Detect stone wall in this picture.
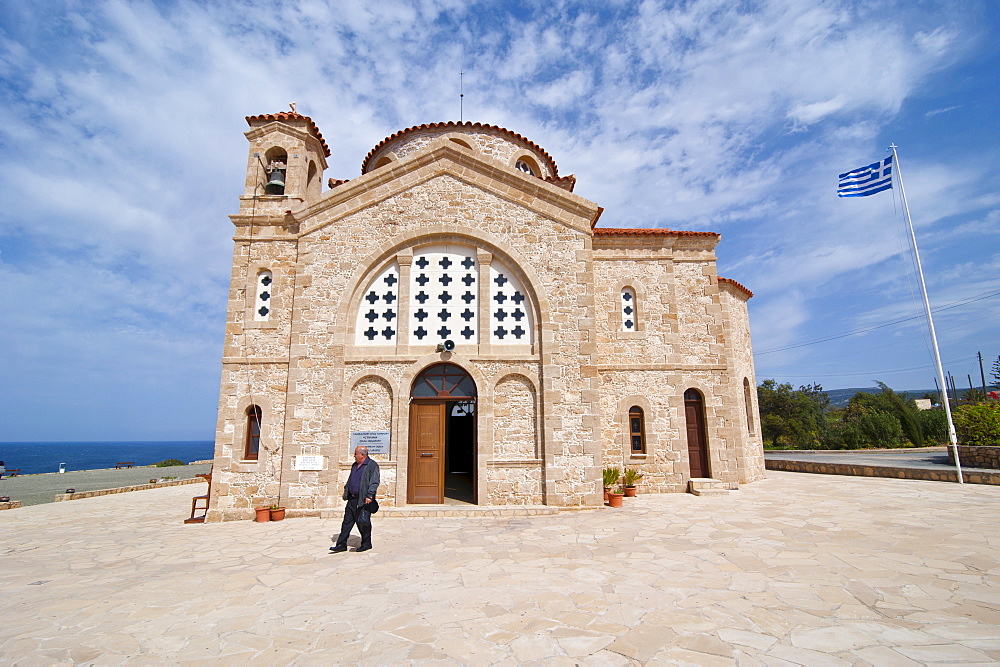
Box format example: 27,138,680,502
766,458,1000,485
949,445,1000,470
590,235,765,491
719,283,766,484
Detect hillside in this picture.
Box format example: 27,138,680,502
824,387,938,409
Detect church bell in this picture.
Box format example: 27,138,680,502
265,165,286,194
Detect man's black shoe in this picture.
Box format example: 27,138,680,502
356,545,372,552
329,545,348,553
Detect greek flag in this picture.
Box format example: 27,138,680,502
838,155,893,197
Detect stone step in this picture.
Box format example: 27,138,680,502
689,487,730,497
687,478,737,496
320,505,560,519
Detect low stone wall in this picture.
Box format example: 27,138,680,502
54,476,206,502
0,500,22,511
948,445,1000,470
765,459,1000,485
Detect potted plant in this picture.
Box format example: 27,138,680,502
602,467,620,501
269,504,286,521
254,506,271,522
607,486,625,508
622,468,643,497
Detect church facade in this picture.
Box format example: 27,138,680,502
205,112,764,521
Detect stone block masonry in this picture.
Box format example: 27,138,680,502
207,116,765,519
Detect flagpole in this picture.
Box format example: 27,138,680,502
890,144,964,484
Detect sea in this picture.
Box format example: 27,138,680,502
0,441,215,475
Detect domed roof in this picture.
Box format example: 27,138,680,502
361,121,559,177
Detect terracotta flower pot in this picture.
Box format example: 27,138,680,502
603,487,610,501
607,493,624,508
254,507,271,522
270,508,286,521
623,486,637,497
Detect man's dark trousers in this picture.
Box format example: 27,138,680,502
335,496,372,550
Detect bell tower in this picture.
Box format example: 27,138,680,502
240,107,330,215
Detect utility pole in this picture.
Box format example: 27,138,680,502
979,351,987,395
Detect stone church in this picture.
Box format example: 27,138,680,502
206,111,764,521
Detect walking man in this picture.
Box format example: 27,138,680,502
330,446,380,553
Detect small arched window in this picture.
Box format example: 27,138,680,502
514,154,540,177
254,270,273,321
628,406,646,453
621,287,637,331
743,378,755,434
307,160,317,188
244,405,262,460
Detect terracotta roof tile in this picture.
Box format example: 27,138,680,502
544,174,576,192
719,277,754,298
246,112,330,157
362,121,559,177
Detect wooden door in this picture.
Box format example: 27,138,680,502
408,402,445,503
684,393,709,478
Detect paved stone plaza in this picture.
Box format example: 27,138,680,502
1,471,998,664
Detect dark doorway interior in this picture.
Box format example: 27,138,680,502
444,400,476,504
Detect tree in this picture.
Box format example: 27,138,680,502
875,381,924,447
843,382,923,447
961,387,986,404
991,355,1000,388
917,408,949,444
757,380,828,449
843,411,903,449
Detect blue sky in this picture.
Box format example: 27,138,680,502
2,0,998,441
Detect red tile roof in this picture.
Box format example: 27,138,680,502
246,112,330,157
361,121,560,177
593,228,719,238
544,174,576,192
719,277,754,298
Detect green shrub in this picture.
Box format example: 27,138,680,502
952,402,1000,446
917,408,949,444
154,459,186,467
843,411,903,449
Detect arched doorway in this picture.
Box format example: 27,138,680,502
684,389,710,478
408,363,477,504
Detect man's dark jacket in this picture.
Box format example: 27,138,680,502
343,458,380,508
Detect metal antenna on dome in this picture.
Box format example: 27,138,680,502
460,71,464,122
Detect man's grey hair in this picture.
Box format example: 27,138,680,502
355,446,369,456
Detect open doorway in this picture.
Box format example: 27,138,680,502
444,400,476,503
408,364,477,504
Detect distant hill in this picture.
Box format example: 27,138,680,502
824,387,938,409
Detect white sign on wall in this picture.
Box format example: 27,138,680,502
293,455,324,471
350,431,391,455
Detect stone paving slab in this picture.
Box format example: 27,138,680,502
1,471,998,664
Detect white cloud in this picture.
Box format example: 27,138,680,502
1,0,996,437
